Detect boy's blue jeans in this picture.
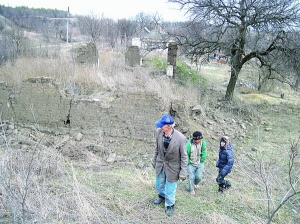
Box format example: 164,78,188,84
186,163,205,191
155,168,177,207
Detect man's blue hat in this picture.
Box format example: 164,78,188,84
155,114,174,128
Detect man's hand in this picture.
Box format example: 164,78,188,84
179,174,186,181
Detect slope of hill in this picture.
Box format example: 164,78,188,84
0,13,299,224
1,55,299,223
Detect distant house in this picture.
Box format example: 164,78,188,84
132,27,150,48
132,25,170,56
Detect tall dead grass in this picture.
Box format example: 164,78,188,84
0,51,201,107
0,120,126,223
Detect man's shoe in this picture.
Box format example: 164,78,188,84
153,197,164,205
165,205,174,216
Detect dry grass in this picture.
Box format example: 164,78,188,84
200,63,231,90
0,54,197,108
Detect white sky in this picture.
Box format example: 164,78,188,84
1,0,188,22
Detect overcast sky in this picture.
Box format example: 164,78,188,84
1,0,188,22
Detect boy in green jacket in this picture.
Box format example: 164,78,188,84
186,131,207,195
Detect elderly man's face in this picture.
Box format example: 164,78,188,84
161,124,172,133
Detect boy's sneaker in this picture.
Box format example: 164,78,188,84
165,205,174,216
218,187,224,194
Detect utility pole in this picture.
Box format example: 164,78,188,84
67,7,69,44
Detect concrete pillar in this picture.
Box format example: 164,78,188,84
167,42,178,78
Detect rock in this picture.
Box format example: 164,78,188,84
86,144,102,153
75,133,83,141
6,129,12,135
54,135,70,149
7,124,14,130
239,133,246,138
207,119,215,125
106,153,116,163
181,127,189,133
192,105,202,112
240,123,246,130
137,161,144,168
21,144,29,150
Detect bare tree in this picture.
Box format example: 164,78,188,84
277,33,300,91
169,0,300,100
255,32,300,92
134,12,162,31
77,13,105,44
237,137,300,223
104,18,118,48
117,19,137,46
266,139,300,223
1,24,29,62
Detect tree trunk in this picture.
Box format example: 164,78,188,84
225,70,239,100
225,58,242,100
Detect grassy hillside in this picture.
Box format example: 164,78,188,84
0,35,299,223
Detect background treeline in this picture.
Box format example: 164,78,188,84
0,5,68,31
0,4,181,64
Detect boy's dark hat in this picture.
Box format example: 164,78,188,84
193,131,203,140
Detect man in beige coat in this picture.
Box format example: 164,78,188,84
152,114,187,216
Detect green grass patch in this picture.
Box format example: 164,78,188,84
147,56,206,86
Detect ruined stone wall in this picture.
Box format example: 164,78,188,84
71,92,163,140
0,78,165,141
75,42,98,64
0,82,14,120
10,78,70,128
125,46,141,67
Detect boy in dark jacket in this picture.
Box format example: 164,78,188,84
216,136,234,193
